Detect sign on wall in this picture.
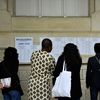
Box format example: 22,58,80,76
40,37,100,62
15,37,33,64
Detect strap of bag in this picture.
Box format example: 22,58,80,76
95,56,100,64
62,60,67,72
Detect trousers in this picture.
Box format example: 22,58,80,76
3,90,21,100
90,87,100,100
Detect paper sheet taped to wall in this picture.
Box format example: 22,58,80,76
40,37,100,62
15,37,33,64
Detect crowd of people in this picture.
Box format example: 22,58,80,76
0,38,100,100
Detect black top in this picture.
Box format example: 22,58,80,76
86,54,100,89
0,59,23,95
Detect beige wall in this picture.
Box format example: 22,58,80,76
0,0,100,100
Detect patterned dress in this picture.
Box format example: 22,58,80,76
28,50,55,100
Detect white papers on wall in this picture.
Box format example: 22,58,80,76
33,45,40,52
15,37,33,64
40,37,65,62
40,37,100,62
76,37,92,55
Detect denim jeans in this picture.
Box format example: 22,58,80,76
90,87,99,100
3,90,21,100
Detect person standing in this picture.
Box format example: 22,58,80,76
28,38,55,100
86,43,100,100
0,47,23,100
53,43,82,100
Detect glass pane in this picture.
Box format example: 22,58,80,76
64,0,88,16
16,0,39,16
41,0,62,16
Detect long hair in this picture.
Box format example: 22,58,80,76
63,43,82,67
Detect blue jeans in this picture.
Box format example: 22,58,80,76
3,90,21,100
90,87,99,100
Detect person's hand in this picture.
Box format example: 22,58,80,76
0,83,3,89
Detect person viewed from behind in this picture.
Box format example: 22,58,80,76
28,38,55,100
86,43,100,100
0,47,23,100
53,43,82,100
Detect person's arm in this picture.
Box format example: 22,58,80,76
0,83,3,89
86,58,92,88
49,57,55,75
11,60,19,75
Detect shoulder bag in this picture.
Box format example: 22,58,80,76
52,61,71,98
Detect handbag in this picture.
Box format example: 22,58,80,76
52,61,71,98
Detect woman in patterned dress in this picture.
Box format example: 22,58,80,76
28,38,55,100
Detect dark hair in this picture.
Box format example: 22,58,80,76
63,43,82,66
94,43,100,54
4,47,18,60
42,38,52,50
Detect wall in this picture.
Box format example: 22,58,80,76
0,0,100,100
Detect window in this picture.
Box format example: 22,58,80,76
15,0,89,17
